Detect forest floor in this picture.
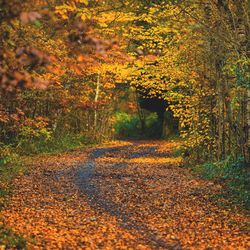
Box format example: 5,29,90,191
0,140,249,249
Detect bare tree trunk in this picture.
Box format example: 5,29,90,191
135,91,145,133
94,73,100,129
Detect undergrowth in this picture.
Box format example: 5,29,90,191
16,133,97,155
194,156,250,209
114,112,162,139
171,145,250,209
0,225,26,250
0,144,27,249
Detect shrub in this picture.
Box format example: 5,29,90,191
0,143,17,166
114,112,141,139
114,112,161,139
17,117,52,154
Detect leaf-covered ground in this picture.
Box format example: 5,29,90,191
1,141,249,249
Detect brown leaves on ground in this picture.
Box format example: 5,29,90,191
1,141,249,249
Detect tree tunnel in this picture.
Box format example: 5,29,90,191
137,93,179,138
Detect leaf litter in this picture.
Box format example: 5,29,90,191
1,141,249,249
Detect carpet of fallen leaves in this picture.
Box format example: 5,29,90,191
1,140,249,249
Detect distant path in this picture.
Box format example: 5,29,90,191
1,141,249,249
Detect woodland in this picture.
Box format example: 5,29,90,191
0,0,249,249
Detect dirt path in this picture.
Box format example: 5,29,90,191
1,141,249,249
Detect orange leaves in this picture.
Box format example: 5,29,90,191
77,54,86,62
55,0,89,20
1,141,250,249
0,69,49,92
77,0,89,5
69,64,83,75
47,65,65,76
22,116,49,129
0,110,9,123
55,4,78,20
98,156,183,166
0,107,25,127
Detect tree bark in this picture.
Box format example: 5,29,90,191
94,73,100,129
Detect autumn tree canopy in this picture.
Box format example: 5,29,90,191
0,0,249,163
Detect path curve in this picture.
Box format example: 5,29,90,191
1,141,249,249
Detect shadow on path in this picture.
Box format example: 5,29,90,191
75,145,182,249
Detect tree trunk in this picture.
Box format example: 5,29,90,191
94,73,100,129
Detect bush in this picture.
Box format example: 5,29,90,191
0,143,17,166
13,115,97,154
114,112,141,139
17,117,52,154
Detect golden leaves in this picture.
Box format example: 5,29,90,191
77,0,89,5
99,156,183,165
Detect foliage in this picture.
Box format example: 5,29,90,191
1,0,249,162
16,117,52,154
114,112,141,139
0,0,249,245
114,112,161,139
125,0,249,162
0,143,17,166
27,133,95,155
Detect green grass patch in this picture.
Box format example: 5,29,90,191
193,156,250,209
0,163,25,186
0,145,27,249
171,146,185,158
0,144,22,207
16,133,97,155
